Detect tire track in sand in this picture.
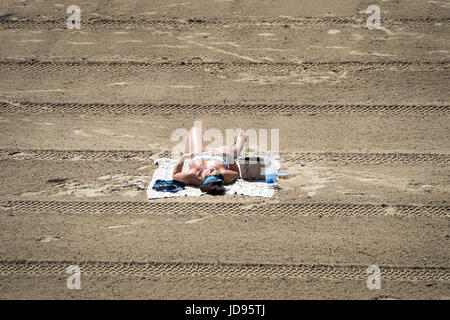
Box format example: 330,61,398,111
0,260,448,281
0,149,448,164
1,101,449,116
1,200,448,218
1,16,449,30
1,60,448,72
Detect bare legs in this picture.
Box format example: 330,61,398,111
213,131,246,161
184,127,204,156
233,131,246,158
183,128,246,161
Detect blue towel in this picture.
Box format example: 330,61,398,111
152,179,186,193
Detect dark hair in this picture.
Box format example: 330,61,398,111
200,174,226,195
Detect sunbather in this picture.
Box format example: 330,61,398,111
172,127,246,195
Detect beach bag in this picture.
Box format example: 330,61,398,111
237,157,265,181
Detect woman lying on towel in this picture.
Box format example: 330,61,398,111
172,127,246,195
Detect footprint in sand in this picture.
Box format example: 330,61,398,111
106,219,146,230
168,2,191,7
66,42,96,45
327,29,341,34
350,50,395,57
106,82,134,86
34,122,55,126
378,27,396,36
106,225,130,230
325,46,349,50
195,32,211,37
261,57,275,62
93,128,134,138
427,50,450,54
73,129,90,137
185,217,209,224
20,190,46,197
137,165,152,171
151,44,190,49
421,185,433,192
352,33,364,41
15,39,44,43
210,41,240,48
118,40,144,43
37,236,60,243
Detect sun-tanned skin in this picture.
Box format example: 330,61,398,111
172,127,246,186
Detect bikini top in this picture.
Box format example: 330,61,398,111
190,151,230,168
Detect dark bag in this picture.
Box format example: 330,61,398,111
237,157,265,181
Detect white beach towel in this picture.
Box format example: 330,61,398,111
147,158,274,199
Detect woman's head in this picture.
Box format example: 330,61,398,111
200,166,221,179
200,174,226,195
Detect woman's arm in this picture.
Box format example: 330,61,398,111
172,153,192,175
173,171,194,184
221,169,240,184
172,153,202,185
